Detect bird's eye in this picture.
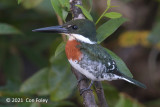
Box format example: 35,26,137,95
72,25,78,30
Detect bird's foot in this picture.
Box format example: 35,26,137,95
79,80,94,95
80,88,93,95
77,78,88,87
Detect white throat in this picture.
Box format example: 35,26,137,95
66,33,97,44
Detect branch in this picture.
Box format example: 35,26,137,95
56,15,67,42
70,0,108,107
94,82,109,107
71,67,97,107
70,0,85,19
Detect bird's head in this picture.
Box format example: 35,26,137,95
32,19,97,44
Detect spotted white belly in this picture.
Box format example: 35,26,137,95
69,59,98,80
68,59,122,81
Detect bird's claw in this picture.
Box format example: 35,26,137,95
80,88,93,95
77,78,88,86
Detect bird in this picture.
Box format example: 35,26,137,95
32,19,146,93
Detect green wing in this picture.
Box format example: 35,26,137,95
78,42,146,88
78,42,133,78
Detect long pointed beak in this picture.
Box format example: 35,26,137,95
32,25,68,33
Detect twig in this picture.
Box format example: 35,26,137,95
71,67,97,107
56,15,67,42
95,6,110,25
94,82,108,107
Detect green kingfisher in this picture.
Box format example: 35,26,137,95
32,19,146,91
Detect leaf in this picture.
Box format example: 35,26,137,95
58,0,70,10
103,83,119,107
54,42,66,57
97,18,127,43
115,93,144,107
22,0,43,9
20,68,49,95
0,23,21,35
51,0,63,18
103,83,144,107
18,0,21,4
49,51,76,101
105,12,122,19
76,5,93,21
62,9,68,22
51,0,69,21
105,48,133,78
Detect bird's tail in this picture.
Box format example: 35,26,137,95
121,75,146,89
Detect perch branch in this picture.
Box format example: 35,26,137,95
94,82,108,107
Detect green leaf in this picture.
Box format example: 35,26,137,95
49,51,76,101
62,9,68,22
115,93,144,107
18,0,21,4
54,42,66,57
76,5,93,21
105,12,122,19
148,22,160,44
51,0,63,18
103,83,119,107
0,23,21,35
97,18,127,43
51,0,69,21
22,0,43,9
105,48,133,78
20,68,49,95
58,0,70,10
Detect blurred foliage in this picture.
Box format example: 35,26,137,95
115,93,144,107
104,12,122,19
0,0,160,107
119,31,151,48
21,0,43,9
118,29,160,50
0,23,21,35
